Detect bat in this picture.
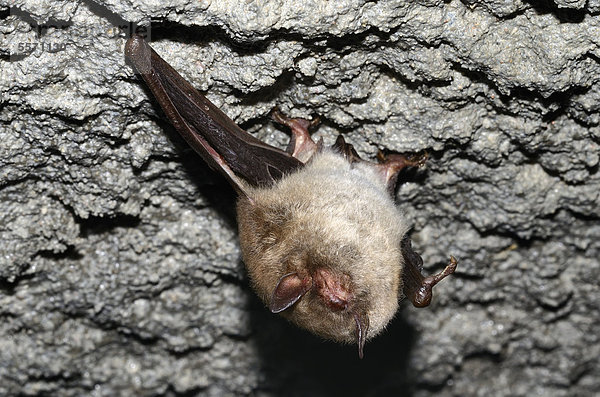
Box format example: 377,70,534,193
124,35,457,358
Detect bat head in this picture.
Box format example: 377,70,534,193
237,151,410,357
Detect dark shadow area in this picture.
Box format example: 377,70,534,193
81,0,131,35
523,0,586,22
149,22,268,54
396,161,429,188
37,244,83,261
0,272,37,295
237,71,296,107
78,213,141,236
148,17,399,55
250,292,417,397
164,384,208,397
449,61,592,124
461,0,588,22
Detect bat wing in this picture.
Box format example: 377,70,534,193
124,35,303,196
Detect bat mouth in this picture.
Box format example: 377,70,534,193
313,268,353,312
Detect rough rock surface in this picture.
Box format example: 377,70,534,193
1,0,599,396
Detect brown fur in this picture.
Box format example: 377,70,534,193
238,150,409,343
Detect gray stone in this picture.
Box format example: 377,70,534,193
1,0,599,396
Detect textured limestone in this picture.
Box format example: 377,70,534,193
1,0,599,396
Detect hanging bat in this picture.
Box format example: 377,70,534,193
124,35,457,358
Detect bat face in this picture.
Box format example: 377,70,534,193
124,35,457,358
238,151,409,350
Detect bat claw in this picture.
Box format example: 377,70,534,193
376,151,428,194
332,135,363,164
411,256,457,308
353,311,369,359
400,237,458,308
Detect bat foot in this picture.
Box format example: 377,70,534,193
331,135,364,164
376,151,429,193
401,237,457,308
271,108,320,163
410,256,457,308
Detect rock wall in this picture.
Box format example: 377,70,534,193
1,1,599,396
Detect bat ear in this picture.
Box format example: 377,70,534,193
269,272,313,313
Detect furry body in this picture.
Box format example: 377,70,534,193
238,150,409,343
